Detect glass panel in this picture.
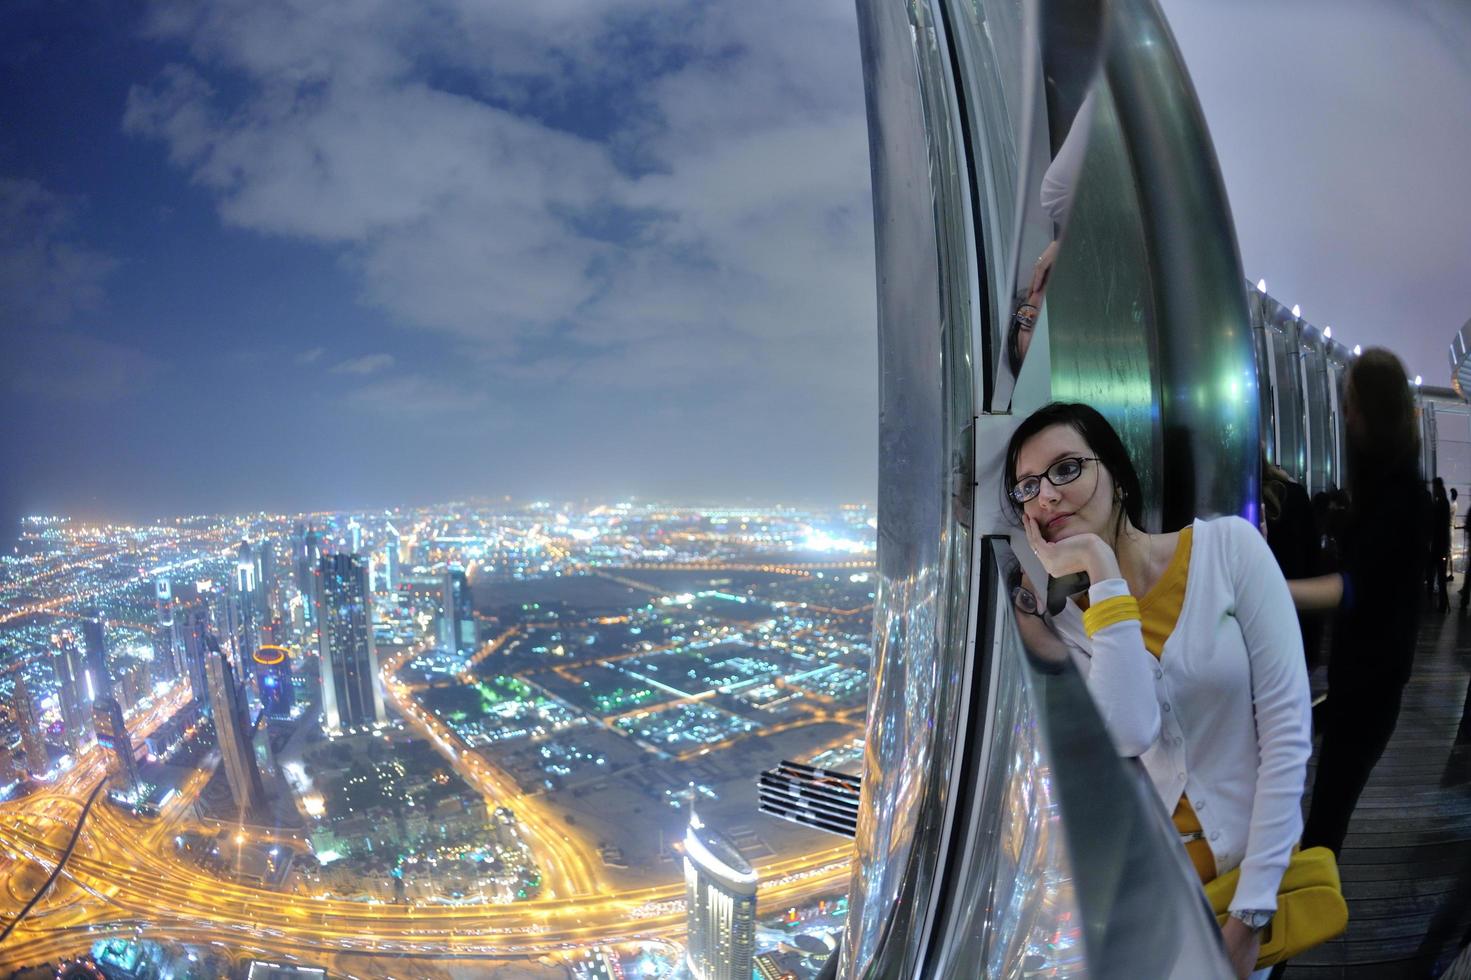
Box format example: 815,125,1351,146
1249,290,1278,466
1300,328,1332,496
1266,304,1308,485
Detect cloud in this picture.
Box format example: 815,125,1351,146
295,346,325,364
331,353,395,375
0,177,155,405
339,372,491,418
121,0,876,404
0,177,118,333
4,329,166,403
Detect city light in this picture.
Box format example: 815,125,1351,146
0,500,870,972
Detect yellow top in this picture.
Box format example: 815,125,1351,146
1137,526,1216,883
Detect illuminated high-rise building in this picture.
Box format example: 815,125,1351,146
156,579,175,629
683,814,758,980
10,673,49,774
301,528,323,624
316,554,386,732
178,596,211,705
213,582,259,686
255,538,277,616
81,611,114,701
291,523,311,595
440,567,475,656
239,539,273,622
348,519,363,555
383,523,401,593
92,696,139,792
153,579,183,683
252,646,294,719
50,632,90,751
205,643,266,817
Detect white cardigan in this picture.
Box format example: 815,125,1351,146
1053,516,1312,912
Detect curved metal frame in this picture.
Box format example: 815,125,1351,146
843,1,977,975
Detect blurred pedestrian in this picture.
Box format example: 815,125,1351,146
1288,348,1429,855
1432,478,1451,612
1263,455,1326,669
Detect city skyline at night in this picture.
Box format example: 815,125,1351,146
0,498,868,976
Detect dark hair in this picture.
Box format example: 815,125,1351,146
1345,347,1419,495
1003,402,1144,537
1433,477,1447,503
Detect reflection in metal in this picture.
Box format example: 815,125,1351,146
758,761,860,839
945,0,1031,412
1092,0,1258,529
1045,79,1164,529
921,541,1084,978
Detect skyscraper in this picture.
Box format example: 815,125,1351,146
153,579,183,684
178,594,211,705
50,632,90,751
440,567,475,656
301,528,323,624
383,523,401,593
291,523,311,595
256,538,277,617
252,646,294,719
81,611,114,701
316,554,386,732
239,538,273,622
92,696,139,792
347,519,363,555
228,555,261,666
684,814,758,980
11,673,49,774
205,644,266,817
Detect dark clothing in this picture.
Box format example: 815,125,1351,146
1302,692,1402,856
1433,495,1452,611
1302,461,1428,855
1266,476,1326,667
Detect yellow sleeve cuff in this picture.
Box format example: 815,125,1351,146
1082,594,1141,637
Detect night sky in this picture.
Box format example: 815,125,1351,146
1,0,1468,534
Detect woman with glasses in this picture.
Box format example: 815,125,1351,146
1004,402,1311,980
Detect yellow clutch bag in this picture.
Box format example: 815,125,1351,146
1203,846,1349,968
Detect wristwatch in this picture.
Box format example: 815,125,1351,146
1230,908,1274,932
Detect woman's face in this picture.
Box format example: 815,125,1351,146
1013,423,1118,542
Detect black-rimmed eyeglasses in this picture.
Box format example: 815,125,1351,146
1011,585,1045,618
1009,456,1100,504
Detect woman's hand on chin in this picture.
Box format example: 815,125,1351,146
1023,514,1120,583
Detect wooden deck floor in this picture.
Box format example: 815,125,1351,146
1284,598,1471,979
